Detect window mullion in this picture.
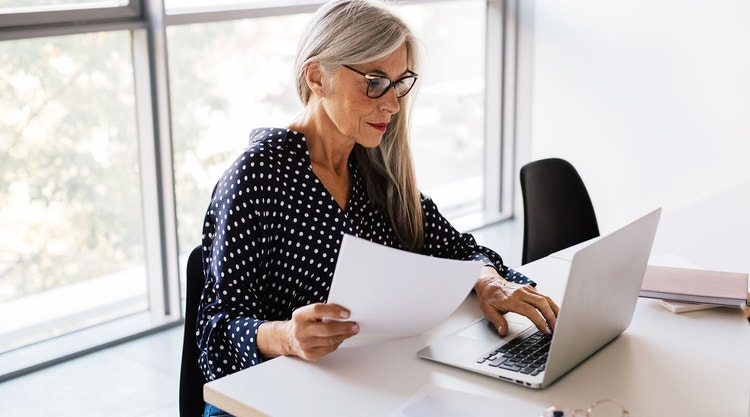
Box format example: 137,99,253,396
483,0,504,222
136,0,182,318
500,0,518,217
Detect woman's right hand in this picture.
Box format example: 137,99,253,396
258,303,359,361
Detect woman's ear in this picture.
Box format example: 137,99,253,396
305,62,325,97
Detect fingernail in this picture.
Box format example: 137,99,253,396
497,324,504,334
352,324,359,333
544,325,552,335
340,310,350,319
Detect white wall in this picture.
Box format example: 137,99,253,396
515,0,750,232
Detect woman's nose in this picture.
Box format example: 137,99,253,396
379,88,400,114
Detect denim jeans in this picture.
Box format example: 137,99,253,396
203,403,233,417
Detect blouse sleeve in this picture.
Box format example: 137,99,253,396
196,164,268,381
419,194,535,286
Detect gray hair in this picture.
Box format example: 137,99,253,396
294,0,420,104
294,0,425,251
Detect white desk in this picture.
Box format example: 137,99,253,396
204,185,750,417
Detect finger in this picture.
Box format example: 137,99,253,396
541,296,560,331
295,330,344,354
485,309,510,337
550,297,561,315
518,303,553,335
305,325,358,354
311,302,352,321
298,343,338,362
303,320,359,345
323,320,360,338
526,293,559,332
324,328,359,346
293,303,352,323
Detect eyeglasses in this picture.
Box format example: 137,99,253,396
541,399,630,417
341,65,418,99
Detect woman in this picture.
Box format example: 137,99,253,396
198,1,558,414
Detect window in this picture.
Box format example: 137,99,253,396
404,2,487,218
0,29,153,356
167,14,308,255
0,0,514,380
0,1,172,380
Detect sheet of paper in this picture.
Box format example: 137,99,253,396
391,385,514,417
327,234,483,342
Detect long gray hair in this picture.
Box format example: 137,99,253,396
294,0,425,252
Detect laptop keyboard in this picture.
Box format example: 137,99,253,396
475,330,551,376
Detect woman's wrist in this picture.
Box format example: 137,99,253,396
477,266,502,281
475,266,502,293
257,320,292,359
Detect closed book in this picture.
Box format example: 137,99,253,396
639,265,748,307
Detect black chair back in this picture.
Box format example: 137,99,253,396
179,245,207,417
520,158,600,264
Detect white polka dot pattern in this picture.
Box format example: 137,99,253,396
196,127,515,381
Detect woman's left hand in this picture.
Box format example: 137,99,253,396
474,267,559,337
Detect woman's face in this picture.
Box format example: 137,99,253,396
321,43,409,148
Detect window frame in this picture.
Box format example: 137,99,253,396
0,1,141,31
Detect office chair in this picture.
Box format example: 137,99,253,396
519,158,600,265
180,245,207,417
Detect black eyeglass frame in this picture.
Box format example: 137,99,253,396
341,64,418,99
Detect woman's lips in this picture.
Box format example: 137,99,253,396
367,122,388,132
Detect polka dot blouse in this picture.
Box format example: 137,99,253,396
197,127,530,381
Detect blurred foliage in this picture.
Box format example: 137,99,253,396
167,16,306,256
0,32,142,301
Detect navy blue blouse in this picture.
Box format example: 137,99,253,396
197,127,529,381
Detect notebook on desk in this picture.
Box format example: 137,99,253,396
418,208,662,389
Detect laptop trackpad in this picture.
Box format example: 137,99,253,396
456,318,529,342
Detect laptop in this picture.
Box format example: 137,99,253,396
417,208,662,389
